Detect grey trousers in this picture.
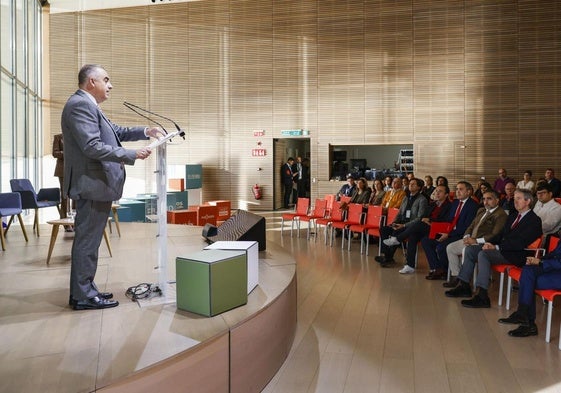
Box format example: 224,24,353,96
458,244,508,289
70,199,112,300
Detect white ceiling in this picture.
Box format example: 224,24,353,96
47,0,202,14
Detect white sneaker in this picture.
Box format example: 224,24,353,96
399,265,415,274
383,236,400,246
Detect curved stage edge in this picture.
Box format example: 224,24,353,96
98,229,297,393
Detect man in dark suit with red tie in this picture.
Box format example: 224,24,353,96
421,181,479,280
445,188,542,308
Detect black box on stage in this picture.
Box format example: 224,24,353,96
206,209,266,251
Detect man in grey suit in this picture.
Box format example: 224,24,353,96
375,178,429,269
61,64,163,310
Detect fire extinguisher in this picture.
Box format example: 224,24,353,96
252,184,262,200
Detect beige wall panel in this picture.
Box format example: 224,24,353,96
49,0,561,209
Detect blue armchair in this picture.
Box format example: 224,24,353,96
0,192,29,251
10,179,60,237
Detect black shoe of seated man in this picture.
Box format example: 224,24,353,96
381,259,396,268
508,323,538,337
442,277,459,288
72,296,119,310
461,294,491,308
69,292,113,306
426,268,447,280
444,283,472,298
374,255,385,263
498,311,527,325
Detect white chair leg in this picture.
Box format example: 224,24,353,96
366,234,370,256
546,300,553,343
341,228,346,250
348,230,352,251
506,276,513,310
498,272,505,307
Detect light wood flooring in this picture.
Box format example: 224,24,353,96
2,208,561,393
262,211,561,393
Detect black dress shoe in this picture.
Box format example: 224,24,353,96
426,269,447,280
381,259,396,268
498,312,527,325
374,255,385,263
443,277,459,288
508,323,538,337
73,296,119,310
445,284,472,298
69,292,113,306
461,294,491,308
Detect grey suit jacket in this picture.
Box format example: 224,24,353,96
61,89,148,201
464,206,508,244
396,193,429,227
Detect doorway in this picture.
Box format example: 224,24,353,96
273,138,311,210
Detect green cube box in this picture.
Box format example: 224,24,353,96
176,250,248,317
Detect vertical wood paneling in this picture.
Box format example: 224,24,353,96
49,1,561,209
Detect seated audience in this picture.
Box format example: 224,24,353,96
533,183,561,241
444,190,508,287
422,175,435,200
369,179,386,206
494,168,516,195
337,175,356,201
381,184,452,274
517,170,535,193
380,177,406,210
545,168,561,198
474,181,492,204
375,178,429,268
445,188,542,308
499,182,516,214
421,181,479,280
345,177,371,207
383,176,393,191
498,238,561,337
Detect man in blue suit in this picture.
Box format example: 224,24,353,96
498,237,561,337
421,181,479,280
62,64,163,310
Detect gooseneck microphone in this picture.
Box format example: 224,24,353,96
123,101,186,140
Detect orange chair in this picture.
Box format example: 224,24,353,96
299,199,328,240
534,289,561,344
506,236,559,310
281,197,310,237
316,201,345,245
348,205,383,254
366,207,399,256
494,236,543,307
324,194,336,216
331,203,363,250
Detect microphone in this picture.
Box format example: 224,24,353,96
123,101,186,140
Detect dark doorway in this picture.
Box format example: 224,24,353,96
273,138,311,210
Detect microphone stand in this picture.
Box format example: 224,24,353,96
124,102,186,300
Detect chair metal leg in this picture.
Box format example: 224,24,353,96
546,300,553,343
506,276,513,310
497,272,505,307
281,218,285,236
366,234,369,256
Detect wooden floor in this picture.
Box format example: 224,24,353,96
2,209,561,393
262,211,561,393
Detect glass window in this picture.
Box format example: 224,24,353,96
0,0,14,72
1,73,14,190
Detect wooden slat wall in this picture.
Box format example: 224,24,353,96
49,1,561,210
